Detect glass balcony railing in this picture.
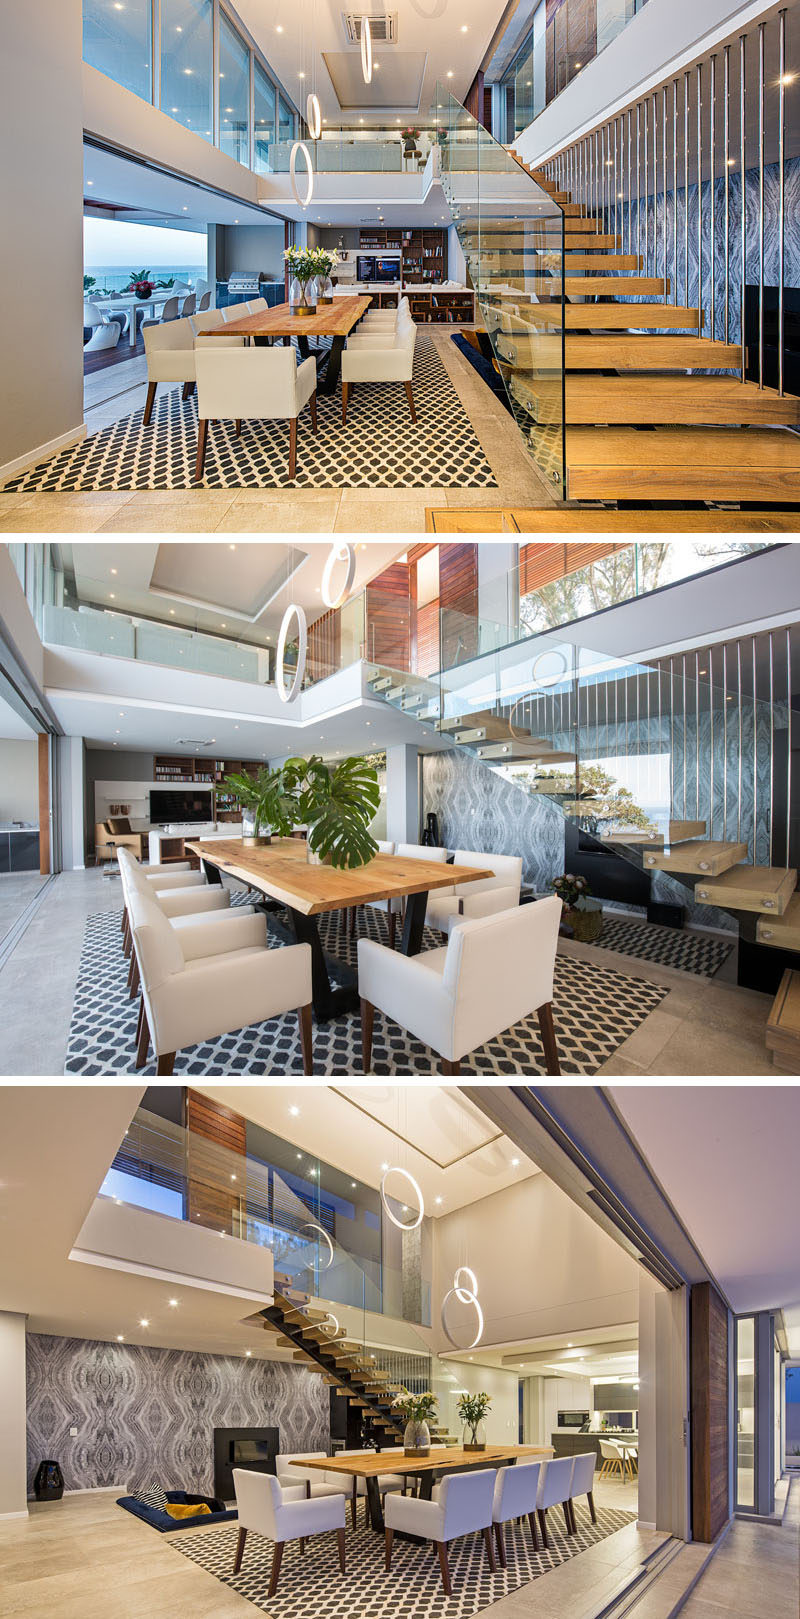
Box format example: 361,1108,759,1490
491,0,652,146
267,129,439,175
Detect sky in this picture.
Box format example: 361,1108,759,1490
787,1367,800,1405
84,218,207,267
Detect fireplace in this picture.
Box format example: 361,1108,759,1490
213,1427,279,1502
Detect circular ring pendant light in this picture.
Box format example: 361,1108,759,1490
321,542,356,609
276,602,308,702
380,1166,424,1230
361,16,373,84
321,1311,340,1338
508,647,571,742
306,93,322,141
289,140,314,207
440,1267,484,1350
299,1220,335,1269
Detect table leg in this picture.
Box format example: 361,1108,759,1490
284,907,360,1021
400,890,428,956
297,335,311,360
129,304,138,349
201,858,224,885
365,1477,384,1532
318,334,346,396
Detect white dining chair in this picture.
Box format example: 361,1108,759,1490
129,889,312,1076
276,1452,350,1503
246,296,268,314
425,850,523,936
222,302,247,321
330,1449,405,1529
189,309,244,347
536,1456,575,1548
160,294,180,321
194,346,317,482
385,1468,497,1596
118,847,247,1006
358,841,446,949
342,304,417,423
180,292,196,317
568,1452,597,1527
232,1469,345,1599
492,1460,543,1563
197,289,212,312
599,1439,626,1480
83,301,121,351
142,316,197,423
358,896,562,1075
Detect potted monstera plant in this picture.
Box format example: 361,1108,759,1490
283,754,380,869
392,1390,438,1456
223,766,297,848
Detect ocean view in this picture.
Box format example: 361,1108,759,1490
84,264,208,294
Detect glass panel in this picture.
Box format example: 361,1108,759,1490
218,11,250,165
160,0,213,141
736,1316,756,1509
492,0,651,130
278,95,294,144
787,1366,800,1471
253,61,276,174
83,0,153,101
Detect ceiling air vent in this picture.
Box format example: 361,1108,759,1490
343,12,398,44
174,739,216,748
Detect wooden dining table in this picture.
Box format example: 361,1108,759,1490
296,1445,555,1538
185,838,491,1020
203,296,373,394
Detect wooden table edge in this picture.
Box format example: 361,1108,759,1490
186,840,493,917
203,295,374,339
294,1445,555,1477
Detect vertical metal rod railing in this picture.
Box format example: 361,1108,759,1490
724,45,731,343
710,55,717,341
695,652,701,821
778,9,787,395
758,20,766,389
627,109,632,254
740,35,747,381
709,647,716,838
684,73,690,308
723,642,728,839
643,98,649,274
737,640,744,841
682,656,688,816
672,80,678,303
661,85,668,291
696,63,703,327
752,637,758,862
788,629,793,865
769,631,775,867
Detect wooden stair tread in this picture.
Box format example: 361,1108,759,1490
524,277,668,297
565,426,800,501
425,507,800,534
758,892,800,950
526,375,800,426
643,839,749,876
695,864,797,915
518,304,702,330
561,336,743,370
766,970,800,1072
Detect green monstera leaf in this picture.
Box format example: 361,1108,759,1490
284,754,380,870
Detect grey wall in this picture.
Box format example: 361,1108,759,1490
0,741,38,823
217,222,286,281
1,0,84,476
307,226,361,251
422,748,566,889
26,1334,330,1496
83,749,155,853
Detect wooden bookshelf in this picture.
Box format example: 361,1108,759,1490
153,755,260,817
406,290,475,323
401,228,446,284
358,228,403,250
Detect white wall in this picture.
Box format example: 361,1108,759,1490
0,1312,28,1518
447,224,466,284
0,741,38,823
439,1360,520,1446
433,1175,640,1351
1,0,84,479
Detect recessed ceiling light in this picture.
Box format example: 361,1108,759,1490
447,71,454,78
276,23,283,31
168,1299,178,1308
511,1157,520,1167
230,543,236,549
351,1181,357,1188
231,1173,237,1181
219,1231,226,1238
461,22,468,30
246,1350,252,1358
567,1342,573,1348
139,1318,149,1328
289,1105,300,1115
299,71,305,79
117,1334,124,1342
296,1152,302,1159
111,567,118,574
169,608,175,615
381,1161,389,1172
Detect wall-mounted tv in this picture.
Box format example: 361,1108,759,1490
149,788,213,824
375,257,400,281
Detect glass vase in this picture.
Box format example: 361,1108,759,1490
242,809,271,849
404,1419,431,1457
462,1420,487,1452
316,274,334,305
289,277,316,317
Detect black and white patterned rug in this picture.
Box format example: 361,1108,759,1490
171,1506,636,1619
64,905,668,1076
590,916,733,978
4,337,496,492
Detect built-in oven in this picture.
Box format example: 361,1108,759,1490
558,1410,590,1428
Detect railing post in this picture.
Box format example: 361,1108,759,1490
778,9,787,395
758,19,766,389
724,45,731,342
740,35,747,381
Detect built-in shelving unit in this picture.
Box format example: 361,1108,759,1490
401,228,446,283
152,755,260,818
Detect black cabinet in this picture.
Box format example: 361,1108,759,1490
0,831,40,872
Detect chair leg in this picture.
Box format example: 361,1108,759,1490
387,910,396,950
194,418,208,482
288,417,297,479
134,995,145,1053
441,1056,461,1075
349,905,357,938
233,1526,247,1574
483,1526,496,1572
235,419,242,437
337,1526,346,1573
538,1508,549,1550
494,1521,506,1568
561,1501,573,1535
437,1542,452,1597
588,1490,597,1525
298,1003,313,1073
404,380,417,422
267,1541,284,1599
310,390,318,432
361,997,374,1072
143,380,157,425
537,1000,561,1075
527,1510,539,1553
351,1484,358,1530
385,1527,394,1570
342,380,350,424
135,1002,150,1070
128,952,140,999
181,381,193,401
156,1052,175,1076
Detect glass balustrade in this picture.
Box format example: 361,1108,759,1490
267,128,439,174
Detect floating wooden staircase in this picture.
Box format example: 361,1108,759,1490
454,148,800,505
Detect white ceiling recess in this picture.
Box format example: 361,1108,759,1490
451,1322,640,1379
322,50,428,109
196,1083,540,1213
609,1086,800,1355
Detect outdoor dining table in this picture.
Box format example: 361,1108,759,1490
296,1445,555,1538
201,295,373,394
185,837,491,1021
94,291,174,347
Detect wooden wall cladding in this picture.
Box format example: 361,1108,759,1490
439,542,479,666
519,541,631,595
691,1281,730,1542
308,607,341,684
366,561,414,668
186,1089,246,1234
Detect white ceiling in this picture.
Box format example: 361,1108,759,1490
0,691,37,740
63,540,407,642
442,1321,639,1379
609,1086,800,1355
84,144,271,229
196,1083,540,1213
322,50,428,109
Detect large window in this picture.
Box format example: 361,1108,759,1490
254,61,276,173
736,1316,756,1509
160,0,213,141
278,95,295,146
219,11,251,165
83,0,153,101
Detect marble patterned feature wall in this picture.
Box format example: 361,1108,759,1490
422,748,565,889
25,1334,330,1496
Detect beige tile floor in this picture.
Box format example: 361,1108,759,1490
678,1480,799,1619
0,1473,644,1619
0,332,555,535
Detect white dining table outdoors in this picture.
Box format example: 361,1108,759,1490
94,291,173,347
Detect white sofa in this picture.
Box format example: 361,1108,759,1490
342,304,417,423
